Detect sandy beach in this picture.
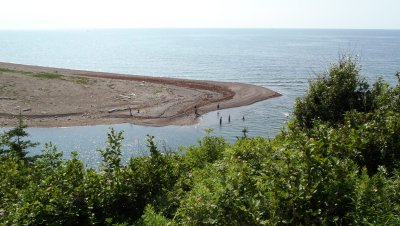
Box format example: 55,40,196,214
0,62,281,127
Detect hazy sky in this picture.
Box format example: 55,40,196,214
1,0,399,29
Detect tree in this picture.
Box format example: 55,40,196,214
0,116,38,162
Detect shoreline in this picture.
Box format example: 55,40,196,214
0,62,281,128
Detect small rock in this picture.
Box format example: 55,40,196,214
22,108,32,112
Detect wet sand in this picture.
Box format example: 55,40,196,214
0,62,281,127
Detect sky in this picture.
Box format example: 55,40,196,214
0,0,399,30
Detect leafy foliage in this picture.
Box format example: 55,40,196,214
98,128,124,173
294,56,374,128
1,58,400,225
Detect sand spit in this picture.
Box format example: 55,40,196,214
0,62,281,127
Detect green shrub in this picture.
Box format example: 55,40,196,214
294,56,373,128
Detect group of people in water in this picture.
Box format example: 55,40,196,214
218,112,245,125
215,103,245,125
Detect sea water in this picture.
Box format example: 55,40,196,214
1,29,399,166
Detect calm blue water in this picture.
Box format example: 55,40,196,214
1,29,399,166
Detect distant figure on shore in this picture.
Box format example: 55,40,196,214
137,109,140,114
217,103,220,110
194,105,200,117
129,107,133,116
228,114,231,123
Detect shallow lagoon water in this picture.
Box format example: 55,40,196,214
17,98,287,166
1,29,399,166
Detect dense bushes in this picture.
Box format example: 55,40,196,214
293,57,375,128
1,58,400,225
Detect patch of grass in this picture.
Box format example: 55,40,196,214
32,72,64,80
0,67,65,80
0,67,95,84
0,67,19,73
0,68,33,75
0,67,34,75
72,77,91,85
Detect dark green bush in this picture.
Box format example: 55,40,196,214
294,57,374,128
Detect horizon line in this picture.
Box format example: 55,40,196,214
0,27,399,31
